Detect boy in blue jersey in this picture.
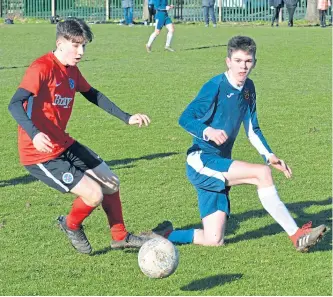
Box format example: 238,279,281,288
150,36,327,252
145,0,175,53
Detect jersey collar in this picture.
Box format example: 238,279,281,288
224,71,244,91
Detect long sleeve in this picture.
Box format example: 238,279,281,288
81,87,132,123
243,94,273,163
8,88,41,140
179,80,220,140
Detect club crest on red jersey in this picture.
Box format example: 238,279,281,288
69,78,75,90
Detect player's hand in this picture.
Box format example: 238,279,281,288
32,132,54,153
269,155,292,178
128,114,151,127
166,5,174,11
204,127,228,146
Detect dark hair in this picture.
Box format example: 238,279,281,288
227,36,256,58
56,17,93,44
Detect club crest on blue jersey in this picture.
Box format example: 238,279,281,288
244,89,250,100
62,172,74,184
69,78,75,90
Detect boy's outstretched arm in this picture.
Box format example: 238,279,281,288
179,80,220,140
243,93,292,178
81,87,150,127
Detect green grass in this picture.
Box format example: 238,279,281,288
0,23,331,296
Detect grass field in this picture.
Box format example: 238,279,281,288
0,23,332,296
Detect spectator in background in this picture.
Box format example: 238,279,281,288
318,0,331,27
202,0,217,27
269,0,284,27
148,0,156,26
122,0,134,26
285,0,298,27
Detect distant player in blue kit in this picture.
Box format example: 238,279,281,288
145,0,175,53
148,36,327,252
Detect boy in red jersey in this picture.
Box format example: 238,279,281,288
8,18,162,254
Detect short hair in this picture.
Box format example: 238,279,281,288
227,36,256,58
56,17,93,44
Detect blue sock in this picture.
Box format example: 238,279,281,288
167,229,194,244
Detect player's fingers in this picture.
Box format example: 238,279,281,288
220,130,228,140
140,114,149,126
40,140,53,152
142,114,151,125
284,170,291,178
136,116,143,127
37,146,49,153
212,137,221,146
43,134,51,142
285,164,292,177
216,134,226,144
42,138,53,149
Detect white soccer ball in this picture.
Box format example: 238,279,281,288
138,237,179,278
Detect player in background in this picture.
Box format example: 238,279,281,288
146,0,175,53
7,17,164,254
148,36,327,252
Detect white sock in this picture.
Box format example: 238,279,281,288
166,31,173,47
147,32,157,47
257,186,298,236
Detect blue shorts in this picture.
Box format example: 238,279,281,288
155,11,172,30
186,151,233,218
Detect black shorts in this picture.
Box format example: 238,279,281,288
25,141,103,194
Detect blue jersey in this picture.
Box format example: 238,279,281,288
153,0,169,10
179,72,273,163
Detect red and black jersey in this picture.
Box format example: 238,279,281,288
18,52,91,165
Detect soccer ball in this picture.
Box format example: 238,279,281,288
138,237,179,278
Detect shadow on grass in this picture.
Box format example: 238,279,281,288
0,152,179,187
0,174,38,187
91,247,139,256
180,273,242,291
105,152,179,168
183,44,227,51
180,197,332,252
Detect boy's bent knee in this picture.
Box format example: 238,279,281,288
257,165,273,184
204,238,224,246
85,186,104,207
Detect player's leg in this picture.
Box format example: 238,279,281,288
76,145,147,249
165,20,175,51
223,160,327,251
148,5,153,24
203,6,209,26
210,5,217,27
86,163,127,241
166,152,232,246
275,6,281,27
24,152,101,254
146,12,163,52
271,10,275,26
289,6,296,26
128,6,134,26
193,211,228,246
